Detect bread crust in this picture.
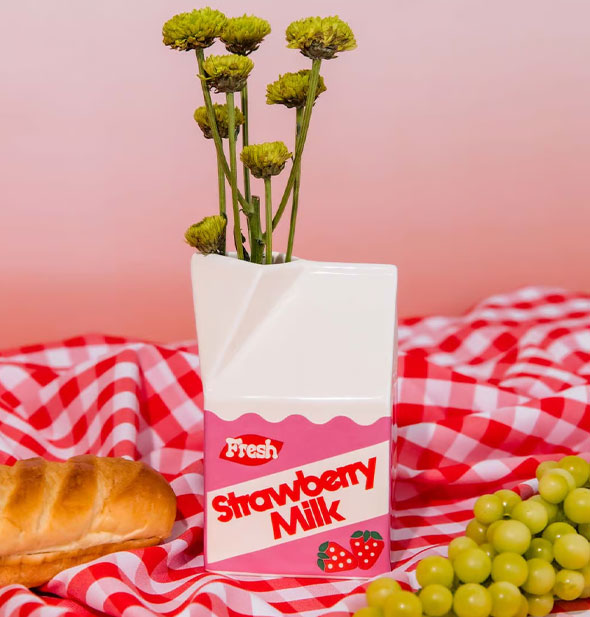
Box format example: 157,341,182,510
0,536,162,588
0,456,176,587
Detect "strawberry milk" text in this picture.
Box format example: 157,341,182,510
212,456,377,539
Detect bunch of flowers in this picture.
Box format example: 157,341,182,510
163,8,356,263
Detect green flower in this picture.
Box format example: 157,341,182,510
185,215,227,255
201,54,254,93
285,16,356,60
240,142,292,179
221,15,271,55
266,70,327,108
194,104,244,139
162,8,227,51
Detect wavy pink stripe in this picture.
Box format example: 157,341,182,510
204,412,392,491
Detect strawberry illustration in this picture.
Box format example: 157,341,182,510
349,530,384,569
317,541,358,573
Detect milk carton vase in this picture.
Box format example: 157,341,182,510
191,253,398,577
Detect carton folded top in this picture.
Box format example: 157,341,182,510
191,255,397,423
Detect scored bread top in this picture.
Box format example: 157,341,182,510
0,455,176,557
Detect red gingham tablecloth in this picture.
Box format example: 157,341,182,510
0,286,589,617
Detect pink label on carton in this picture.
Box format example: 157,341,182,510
204,410,393,577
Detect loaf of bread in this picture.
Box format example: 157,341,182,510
0,455,176,588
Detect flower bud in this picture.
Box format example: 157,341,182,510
185,215,227,255
162,8,227,51
266,70,327,108
194,104,244,139
221,15,271,55
201,54,254,93
285,16,356,60
240,142,292,179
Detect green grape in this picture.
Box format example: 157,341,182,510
553,533,590,569
529,495,558,524
513,595,528,617
491,520,531,555
579,563,590,598
551,468,576,490
419,584,453,617
466,519,489,545
535,460,558,481
494,489,521,515
579,523,590,541
541,521,576,543
353,608,382,617
453,584,492,617
448,537,478,561
480,543,497,561
525,538,553,562
564,487,590,523
487,581,521,617
366,578,402,608
510,500,548,535
538,470,572,504
491,553,528,586
416,555,455,589
486,521,503,544
474,495,504,525
453,548,491,584
558,455,590,487
553,568,585,601
521,558,555,595
525,593,554,617
383,590,422,617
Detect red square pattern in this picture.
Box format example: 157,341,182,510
0,287,588,616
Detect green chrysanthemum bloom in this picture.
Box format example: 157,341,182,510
194,104,244,139
221,15,271,55
266,70,327,108
285,16,356,60
185,215,227,255
240,142,292,179
162,8,227,51
201,54,254,93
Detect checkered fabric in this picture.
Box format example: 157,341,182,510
0,286,589,617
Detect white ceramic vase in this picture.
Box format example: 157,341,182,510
191,253,398,578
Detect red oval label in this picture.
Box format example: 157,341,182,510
219,434,283,466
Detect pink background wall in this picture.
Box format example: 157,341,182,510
1,1,589,348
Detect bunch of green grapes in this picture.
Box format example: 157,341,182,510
353,454,590,617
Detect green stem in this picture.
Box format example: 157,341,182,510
286,107,304,262
272,58,322,230
264,178,273,264
249,195,263,264
217,151,226,254
241,85,254,257
227,92,244,260
241,85,251,204
195,49,249,211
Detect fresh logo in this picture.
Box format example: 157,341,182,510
219,434,282,465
